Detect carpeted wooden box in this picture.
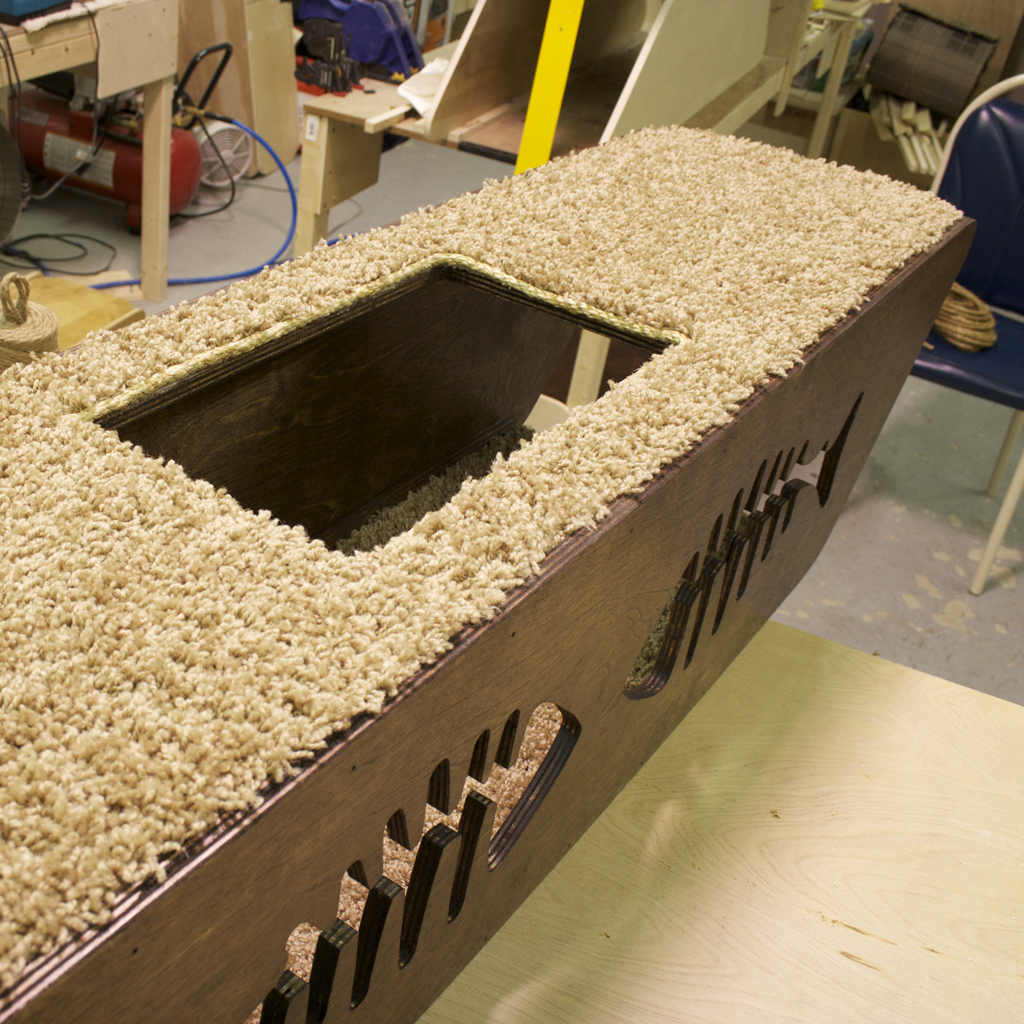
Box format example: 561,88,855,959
0,219,972,1024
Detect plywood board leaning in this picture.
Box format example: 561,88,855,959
177,0,250,120
246,0,300,174
141,75,173,302
601,0,770,142
177,0,299,173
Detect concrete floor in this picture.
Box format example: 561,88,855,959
11,137,1023,704
775,375,1023,704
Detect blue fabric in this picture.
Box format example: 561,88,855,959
912,311,1024,410
938,99,1024,315
0,1,62,15
911,98,1024,409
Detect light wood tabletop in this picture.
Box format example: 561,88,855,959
421,621,1024,1024
302,83,413,133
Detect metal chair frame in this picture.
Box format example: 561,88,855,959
922,74,1024,595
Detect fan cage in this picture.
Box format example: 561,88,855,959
194,121,254,189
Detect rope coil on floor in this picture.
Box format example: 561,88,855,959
933,281,997,353
0,272,59,370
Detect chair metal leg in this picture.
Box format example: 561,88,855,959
971,444,1024,595
987,409,1024,498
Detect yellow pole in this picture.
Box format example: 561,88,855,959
514,0,586,174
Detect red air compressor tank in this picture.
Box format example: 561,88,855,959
16,89,202,229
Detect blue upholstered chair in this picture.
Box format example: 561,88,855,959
911,75,1024,595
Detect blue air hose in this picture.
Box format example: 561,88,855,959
92,119,297,290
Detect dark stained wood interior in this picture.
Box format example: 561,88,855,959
102,266,585,547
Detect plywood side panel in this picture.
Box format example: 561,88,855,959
602,0,770,142
246,0,300,172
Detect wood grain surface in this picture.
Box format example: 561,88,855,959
426,0,551,141
302,85,412,131
421,620,1024,1024
0,221,973,1024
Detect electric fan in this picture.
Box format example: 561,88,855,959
192,120,253,188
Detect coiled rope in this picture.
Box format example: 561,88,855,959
0,272,59,370
933,282,997,353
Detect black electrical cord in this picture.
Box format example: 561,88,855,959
0,232,116,275
175,118,237,219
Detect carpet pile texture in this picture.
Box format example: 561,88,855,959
0,125,959,989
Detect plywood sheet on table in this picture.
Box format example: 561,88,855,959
422,621,1024,1024
26,275,143,350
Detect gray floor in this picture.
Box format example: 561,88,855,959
775,376,1023,704
9,137,512,315
13,138,1024,704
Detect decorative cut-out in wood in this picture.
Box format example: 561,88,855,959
624,395,863,700
250,704,576,1024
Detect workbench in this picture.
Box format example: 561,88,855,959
294,0,882,257
421,621,1024,1024
294,0,796,255
0,0,178,302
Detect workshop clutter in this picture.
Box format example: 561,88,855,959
294,0,424,97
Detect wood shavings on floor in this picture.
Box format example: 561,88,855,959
0,125,960,990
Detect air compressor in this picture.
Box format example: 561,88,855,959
16,86,202,229
12,43,243,229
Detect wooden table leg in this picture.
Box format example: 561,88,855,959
806,18,855,159
296,113,332,256
141,74,173,303
296,112,383,256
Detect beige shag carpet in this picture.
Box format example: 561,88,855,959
0,125,959,990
